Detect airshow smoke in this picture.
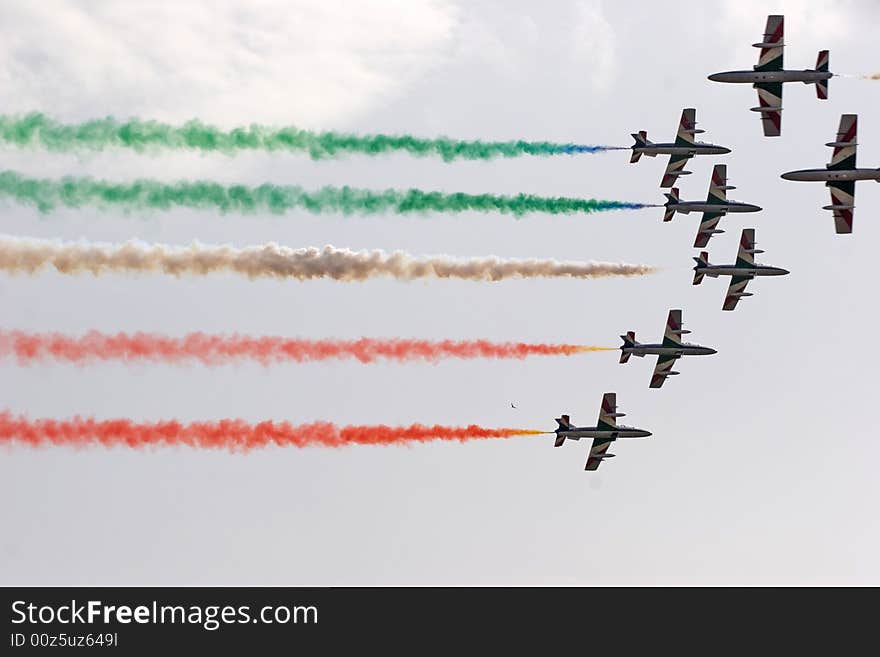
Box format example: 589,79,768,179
0,411,545,451
0,236,657,282
0,171,651,217
0,330,613,366
0,113,623,161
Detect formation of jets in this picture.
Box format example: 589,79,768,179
555,14,861,471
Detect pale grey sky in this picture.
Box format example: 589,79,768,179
1,0,879,585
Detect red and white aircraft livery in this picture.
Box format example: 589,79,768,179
708,15,831,137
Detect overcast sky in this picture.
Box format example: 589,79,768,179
2,0,879,585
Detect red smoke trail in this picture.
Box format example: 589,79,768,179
0,330,611,366
0,411,545,451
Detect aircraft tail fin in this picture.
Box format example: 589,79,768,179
554,414,572,447
692,251,709,285
662,188,679,222
630,131,648,163
815,51,830,98
619,331,636,363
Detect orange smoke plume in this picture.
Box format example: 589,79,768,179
0,330,612,366
0,411,545,451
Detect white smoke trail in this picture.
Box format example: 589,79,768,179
0,236,656,282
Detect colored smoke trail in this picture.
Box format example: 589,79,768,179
0,171,651,217
0,113,622,161
835,73,880,80
0,330,615,366
0,411,546,451
0,236,657,282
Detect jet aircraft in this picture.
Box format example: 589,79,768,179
708,15,831,137
662,164,762,247
781,114,878,234
693,229,789,311
630,108,731,188
619,309,717,389
554,393,652,471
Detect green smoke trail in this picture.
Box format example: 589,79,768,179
0,113,620,161
0,171,651,217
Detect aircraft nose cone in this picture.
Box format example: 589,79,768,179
708,73,721,82
707,348,718,355
720,146,732,154
780,268,791,276
780,171,795,181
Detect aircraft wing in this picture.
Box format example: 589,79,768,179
695,164,728,245
722,275,753,311
755,15,784,72
675,108,698,145
649,353,679,389
662,309,684,346
661,153,691,188
707,164,728,203
827,180,855,234
755,82,783,137
735,228,757,266
597,392,618,430
827,114,857,170
694,212,723,247
585,437,614,471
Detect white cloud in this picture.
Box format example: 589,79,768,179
718,1,852,51
570,0,616,93
0,0,459,126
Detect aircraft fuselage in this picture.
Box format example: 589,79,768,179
781,168,880,182
708,69,832,84
699,264,790,278
623,343,717,357
556,426,652,440
634,143,731,156
669,201,762,214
